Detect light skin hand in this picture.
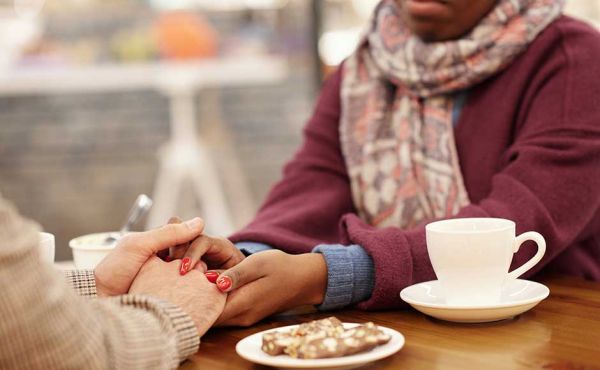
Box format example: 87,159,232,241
209,250,327,327
94,217,205,297
129,256,227,337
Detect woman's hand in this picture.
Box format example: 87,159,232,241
129,256,226,337
174,234,245,277
94,217,205,297
211,250,327,327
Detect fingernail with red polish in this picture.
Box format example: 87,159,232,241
205,271,219,283
217,276,232,292
180,257,191,275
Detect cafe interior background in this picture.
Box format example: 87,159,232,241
0,0,598,261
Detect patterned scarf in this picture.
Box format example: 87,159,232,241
340,0,563,228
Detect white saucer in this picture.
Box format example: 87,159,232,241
236,323,405,369
400,279,549,323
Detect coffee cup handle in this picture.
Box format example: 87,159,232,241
507,231,546,280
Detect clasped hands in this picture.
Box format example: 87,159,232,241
94,217,327,337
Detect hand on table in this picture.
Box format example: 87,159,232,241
208,250,327,327
129,256,226,336
94,217,205,297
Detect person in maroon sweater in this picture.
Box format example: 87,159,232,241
175,0,600,327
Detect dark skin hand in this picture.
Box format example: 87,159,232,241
396,0,498,42
212,250,327,327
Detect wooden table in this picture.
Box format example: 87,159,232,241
182,275,600,370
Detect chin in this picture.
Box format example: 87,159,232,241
410,24,445,42
402,13,449,42
414,30,442,42
410,21,464,42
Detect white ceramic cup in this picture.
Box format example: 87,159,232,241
425,218,546,306
69,232,118,269
39,232,55,263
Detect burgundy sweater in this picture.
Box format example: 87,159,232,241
231,16,600,310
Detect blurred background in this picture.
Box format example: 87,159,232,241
0,0,599,261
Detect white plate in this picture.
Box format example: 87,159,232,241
400,279,549,323
235,323,405,369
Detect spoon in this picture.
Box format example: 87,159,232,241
104,194,153,244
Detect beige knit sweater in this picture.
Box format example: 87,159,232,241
0,196,199,370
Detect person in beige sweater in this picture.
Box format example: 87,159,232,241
0,194,226,370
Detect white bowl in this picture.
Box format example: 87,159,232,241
69,232,119,269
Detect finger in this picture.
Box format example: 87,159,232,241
180,235,213,275
203,269,224,283
192,260,208,273
121,217,204,255
209,238,245,270
189,236,245,272
216,255,266,293
170,244,188,260
166,217,190,260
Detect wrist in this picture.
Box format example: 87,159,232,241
94,275,110,297
297,253,327,306
94,270,119,297
188,310,213,337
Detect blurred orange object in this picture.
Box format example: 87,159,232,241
155,12,218,60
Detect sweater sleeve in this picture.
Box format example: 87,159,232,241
64,270,98,297
312,244,375,310
0,197,199,370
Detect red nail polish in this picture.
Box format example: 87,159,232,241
217,276,232,291
180,257,191,275
205,271,219,283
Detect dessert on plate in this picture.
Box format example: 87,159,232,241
261,317,391,359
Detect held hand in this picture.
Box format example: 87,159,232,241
211,250,327,327
94,217,205,297
175,234,245,277
129,257,226,337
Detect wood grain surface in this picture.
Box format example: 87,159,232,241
182,275,600,370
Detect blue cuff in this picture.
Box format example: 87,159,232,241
312,244,375,311
235,242,273,256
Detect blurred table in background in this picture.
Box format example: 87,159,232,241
184,275,600,370
0,57,287,95
0,56,288,235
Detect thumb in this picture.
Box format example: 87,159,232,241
121,217,205,255
215,256,264,293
